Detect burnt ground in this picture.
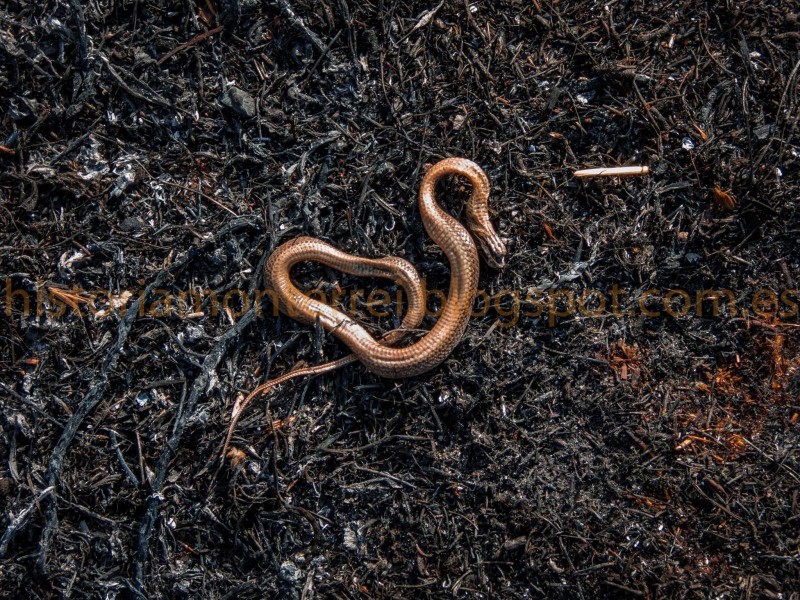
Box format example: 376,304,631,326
1,0,799,598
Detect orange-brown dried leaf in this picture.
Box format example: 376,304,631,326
226,447,246,467
712,186,737,210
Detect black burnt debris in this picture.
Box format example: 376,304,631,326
1,1,798,598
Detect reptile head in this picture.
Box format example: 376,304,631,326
470,219,507,269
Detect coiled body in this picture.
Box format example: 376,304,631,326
221,158,506,459
265,157,506,378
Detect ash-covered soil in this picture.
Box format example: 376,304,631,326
1,1,798,598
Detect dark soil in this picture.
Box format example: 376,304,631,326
1,1,799,598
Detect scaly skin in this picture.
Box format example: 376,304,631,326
222,158,505,458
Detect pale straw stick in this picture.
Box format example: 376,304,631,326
573,166,649,178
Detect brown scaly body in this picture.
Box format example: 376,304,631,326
222,158,505,458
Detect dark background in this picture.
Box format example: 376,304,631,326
1,0,798,597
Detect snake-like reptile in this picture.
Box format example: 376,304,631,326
222,158,505,457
